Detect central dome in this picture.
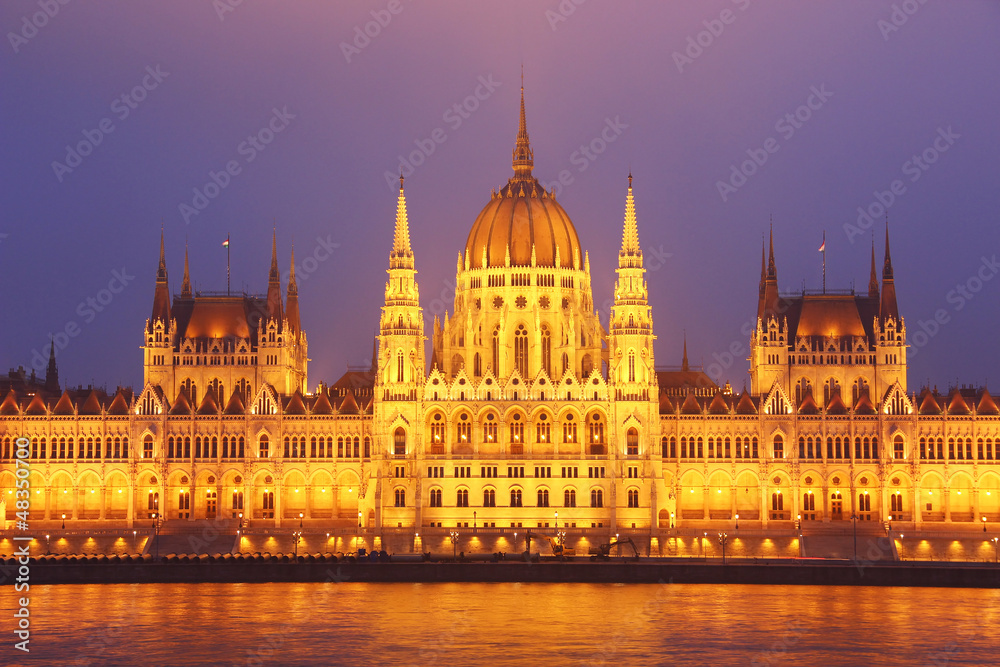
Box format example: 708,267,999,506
464,86,582,269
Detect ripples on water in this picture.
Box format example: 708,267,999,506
9,582,1000,666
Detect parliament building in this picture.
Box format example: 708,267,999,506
2,89,998,538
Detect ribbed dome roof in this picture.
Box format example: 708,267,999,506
466,180,580,269
464,83,581,269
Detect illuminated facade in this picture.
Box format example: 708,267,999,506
2,89,999,535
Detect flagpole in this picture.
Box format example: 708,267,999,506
822,231,826,294
227,234,231,296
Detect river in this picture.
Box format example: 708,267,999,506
8,582,999,665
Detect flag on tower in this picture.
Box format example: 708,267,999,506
222,236,230,248
818,234,825,252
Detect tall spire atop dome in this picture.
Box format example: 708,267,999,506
880,219,899,322
266,229,283,325
150,229,170,326
181,241,192,298
286,245,300,334
157,228,167,282
269,228,280,282
618,172,642,267
390,173,414,270
511,69,534,178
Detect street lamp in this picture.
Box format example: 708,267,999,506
898,534,904,560
152,512,160,559
983,516,988,533
514,531,518,553
61,513,66,530
886,515,893,535
719,532,728,565
992,537,998,564
555,511,558,528
670,512,675,530
450,530,459,560
735,514,739,530
473,511,477,530
45,534,50,555
132,529,137,555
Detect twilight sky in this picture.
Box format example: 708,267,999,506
2,0,998,393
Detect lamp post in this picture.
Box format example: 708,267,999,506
514,531,518,554
132,529,137,555
473,511,477,531
735,514,739,530
45,534,50,555
555,510,558,529
886,515,893,536
152,512,159,559
450,530,459,560
850,513,858,561
61,513,66,530
719,532,728,565
983,516,988,533
898,534,904,561
670,512,675,530
295,512,303,557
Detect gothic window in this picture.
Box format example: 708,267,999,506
890,493,903,513
473,353,482,377
582,354,593,377
541,326,552,376
564,489,576,507
143,435,153,459
492,327,500,374
535,413,551,444
393,428,406,456
483,489,496,507
510,489,523,507
514,324,528,376
893,435,905,460
627,488,639,508
628,350,636,382
773,435,784,459
457,414,471,445
537,489,549,507
396,351,404,382
563,417,578,443
258,435,269,458
394,488,406,507
430,488,442,507
590,488,603,508
626,428,639,456
457,488,469,507
483,414,498,444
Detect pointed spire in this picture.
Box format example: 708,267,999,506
682,333,689,372
45,339,59,393
767,222,776,278
619,172,642,266
157,228,167,281
511,71,534,178
269,228,280,282
868,235,879,299
288,245,298,297
151,230,170,326
266,231,283,325
390,173,414,270
181,241,192,298
880,220,899,322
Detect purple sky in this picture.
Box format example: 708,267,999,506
2,1,999,393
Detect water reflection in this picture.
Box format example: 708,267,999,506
20,583,1000,666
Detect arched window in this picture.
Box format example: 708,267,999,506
772,435,784,459
482,413,498,443
514,324,528,376
582,354,593,377
626,428,639,456
627,488,639,508
590,488,603,508
535,413,551,444
537,489,549,507
771,491,783,511
473,353,482,377
893,435,905,460
492,327,500,374
628,350,636,382
483,488,496,507
430,488,442,507
890,492,903,513
143,434,154,459
457,489,469,507
396,351,404,382
541,326,552,376
564,489,576,507
394,488,406,507
510,489,523,507
393,428,405,456
509,413,524,451
364,436,371,458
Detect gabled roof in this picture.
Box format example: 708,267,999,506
24,393,47,416
978,389,999,416
680,392,702,415
826,390,848,415
918,390,942,415
170,389,193,415
708,392,730,415
224,389,246,415
338,391,360,415
797,389,819,415
0,389,19,416
947,390,970,415
79,390,104,415
658,393,675,415
52,390,75,415
854,391,877,415
107,390,130,415
312,390,333,415
197,388,220,415
284,390,306,415
735,391,758,415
